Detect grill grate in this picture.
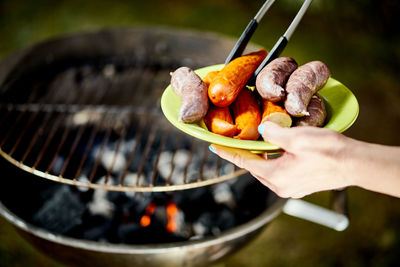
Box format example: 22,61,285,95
0,59,246,192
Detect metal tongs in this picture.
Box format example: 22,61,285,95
225,0,313,86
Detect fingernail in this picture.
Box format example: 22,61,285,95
258,124,265,135
209,145,216,154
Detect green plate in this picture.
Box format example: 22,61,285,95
161,64,359,151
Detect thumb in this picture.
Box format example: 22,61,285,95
258,121,296,150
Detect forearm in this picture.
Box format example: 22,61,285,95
345,138,400,197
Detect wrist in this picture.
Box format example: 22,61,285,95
343,139,400,197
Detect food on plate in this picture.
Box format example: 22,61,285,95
168,51,332,142
203,106,237,137
170,67,209,123
256,57,298,102
284,61,330,117
203,70,220,87
232,89,261,140
261,100,292,128
208,49,267,107
295,94,327,127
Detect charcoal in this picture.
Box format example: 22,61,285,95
231,174,271,224
194,212,213,236
214,206,235,232
82,214,113,241
33,186,85,234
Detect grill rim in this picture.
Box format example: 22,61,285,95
0,148,247,192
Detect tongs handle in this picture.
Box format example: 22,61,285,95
248,0,313,85
224,0,276,65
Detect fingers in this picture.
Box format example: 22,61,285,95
210,144,268,174
258,121,296,150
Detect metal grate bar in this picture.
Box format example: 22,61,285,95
215,156,222,177
149,128,170,186
197,144,209,182
0,109,27,148
32,113,66,170
20,111,53,164
45,122,72,174
0,103,159,117
88,122,113,182
73,122,102,180
59,124,86,177
136,123,158,186
9,110,40,156
166,135,182,186
0,109,12,129
182,139,195,184
119,117,145,186
104,128,126,185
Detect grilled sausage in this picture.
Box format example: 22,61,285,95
295,94,327,127
170,67,209,123
256,57,298,102
284,61,330,117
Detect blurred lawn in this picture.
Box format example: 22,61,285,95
1,0,400,266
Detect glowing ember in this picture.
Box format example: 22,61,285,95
140,215,151,227
146,202,156,215
166,203,179,233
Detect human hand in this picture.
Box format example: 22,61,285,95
210,122,354,198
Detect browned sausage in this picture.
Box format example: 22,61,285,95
295,94,327,127
256,57,298,102
170,67,209,123
284,61,330,117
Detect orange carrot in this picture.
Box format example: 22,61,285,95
261,100,292,127
232,89,261,140
208,49,267,107
203,106,237,137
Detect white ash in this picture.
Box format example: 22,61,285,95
76,176,90,192
222,164,235,176
202,168,217,180
123,172,147,198
192,221,207,237
102,64,116,78
212,183,235,209
51,156,65,175
174,209,191,238
121,139,136,155
158,149,222,184
157,151,188,184
87,176,115,218
99,147,127,173
71,110,103,126
173,150,191,168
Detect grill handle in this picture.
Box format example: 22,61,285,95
282,189,349,231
